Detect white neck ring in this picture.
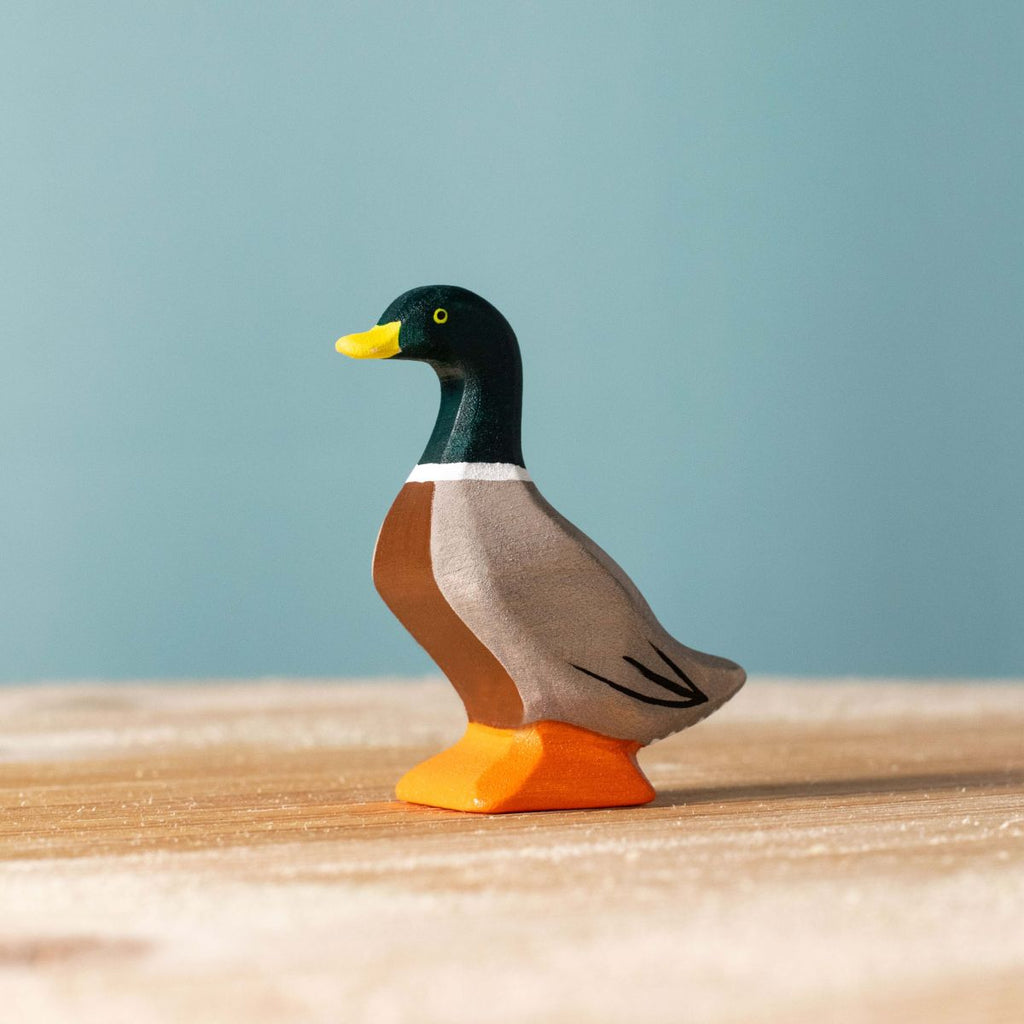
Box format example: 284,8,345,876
406,462,532,483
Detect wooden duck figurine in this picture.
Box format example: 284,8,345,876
336,285,745,813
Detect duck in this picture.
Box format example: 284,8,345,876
336,285,745,813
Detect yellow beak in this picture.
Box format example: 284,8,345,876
335,321,401,359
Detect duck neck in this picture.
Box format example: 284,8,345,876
420,361,525,467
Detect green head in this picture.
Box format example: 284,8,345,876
336,285,525,466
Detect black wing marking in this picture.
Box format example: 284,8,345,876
571,642,708,709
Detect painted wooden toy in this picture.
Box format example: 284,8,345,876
336,285,745,813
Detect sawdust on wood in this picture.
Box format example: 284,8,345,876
1,678,1022,1024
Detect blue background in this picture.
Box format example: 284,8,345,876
2,1,1021,683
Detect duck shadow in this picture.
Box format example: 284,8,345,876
650,768,1024,809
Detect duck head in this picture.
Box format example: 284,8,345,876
337,285,519,368
336,285,525,467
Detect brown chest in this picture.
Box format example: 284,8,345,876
371,482,523,728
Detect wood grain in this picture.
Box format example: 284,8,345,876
1,678,1022,1023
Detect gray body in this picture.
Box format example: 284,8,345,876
430,479,746,745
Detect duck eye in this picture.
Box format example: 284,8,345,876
432,308,448,324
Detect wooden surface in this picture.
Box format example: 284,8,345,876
1,678,1022,1024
